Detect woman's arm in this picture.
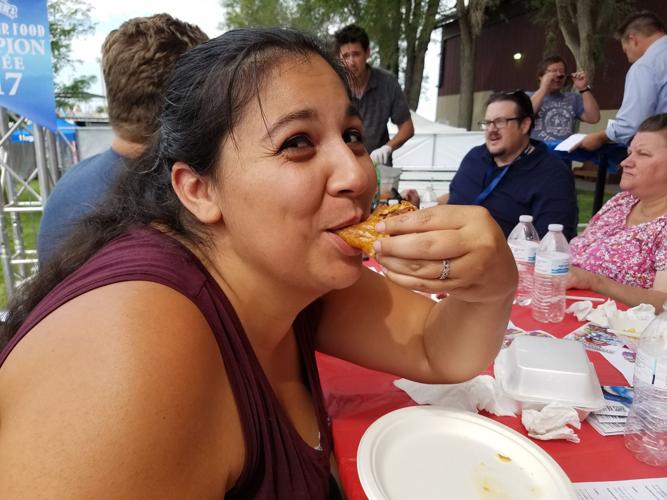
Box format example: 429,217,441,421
0,282,235,499
567,266,667,310
317,205,517,384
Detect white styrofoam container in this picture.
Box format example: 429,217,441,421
495,336,605,418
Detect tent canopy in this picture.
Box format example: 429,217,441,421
390,111,485,169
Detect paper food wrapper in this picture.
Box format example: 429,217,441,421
522,403,581,443
394,376,581,442
393,375,518,417
566,299,655,336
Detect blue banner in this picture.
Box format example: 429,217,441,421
11,117,75,142
0,0,56,131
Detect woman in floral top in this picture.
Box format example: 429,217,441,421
567,114,667,310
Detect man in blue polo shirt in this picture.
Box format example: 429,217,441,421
448,90,578,240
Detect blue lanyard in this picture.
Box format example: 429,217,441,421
474,165,509,204
473,144,534,205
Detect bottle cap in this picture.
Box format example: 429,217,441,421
519,215,533,223
548,224,563,232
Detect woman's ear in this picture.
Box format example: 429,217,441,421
171,161,223,224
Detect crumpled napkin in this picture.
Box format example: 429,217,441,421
395,375,587,442
566,300,655,333
393,375,518,417
521,403,582,443
566,300,603,323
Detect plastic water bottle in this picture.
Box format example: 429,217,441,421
531,224,570,323
624,303,667,466
421,183,439,209
507,215,539,306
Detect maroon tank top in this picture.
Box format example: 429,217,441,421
1,226,336,499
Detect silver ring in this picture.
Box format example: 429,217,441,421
438,259,450,280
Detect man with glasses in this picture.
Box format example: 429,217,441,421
528,55,600,145
447,90,578,239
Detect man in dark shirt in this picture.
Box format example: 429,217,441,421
334,24,414,166
448,90,578,240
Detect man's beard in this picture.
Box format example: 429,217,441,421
487,136,505,158
489,147,506,159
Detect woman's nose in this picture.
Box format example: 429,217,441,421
620,154,634,169
327,144,373,197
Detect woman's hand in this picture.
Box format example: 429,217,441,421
373,205,517,303
566,266,599,291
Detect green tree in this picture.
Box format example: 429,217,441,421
454,0,501,130
224,0,294,28
221,0,443,110
529,0,634,84
48,0,97,112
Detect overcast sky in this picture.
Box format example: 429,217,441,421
66,0,440,120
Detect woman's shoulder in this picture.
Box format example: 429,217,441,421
65,226,209,308
2,280,229,421
0,280,236,497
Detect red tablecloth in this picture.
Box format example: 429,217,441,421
317,292,667,499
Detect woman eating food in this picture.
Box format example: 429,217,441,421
0,28,516,499
567,113,667,310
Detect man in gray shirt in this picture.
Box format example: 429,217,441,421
528,55,600,144
334,24,414,166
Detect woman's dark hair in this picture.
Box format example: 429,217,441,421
485,90,535,132
1,27,349,346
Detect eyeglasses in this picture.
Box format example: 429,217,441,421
478,117,524,130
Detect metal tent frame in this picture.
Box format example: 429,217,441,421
0,107,71,303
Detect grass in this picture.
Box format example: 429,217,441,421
0,212,40,306
0,187,617,311
576,188,615,228
0,179,42,311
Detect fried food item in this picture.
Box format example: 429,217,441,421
335,200,417,257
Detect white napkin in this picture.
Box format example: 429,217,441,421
566,299,615,326
566,300,597,322
521,402,582,443
395,376,586,442
393,375,519,417
566,299,655,333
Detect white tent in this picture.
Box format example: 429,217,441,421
389,111,485,196
389,110,485,169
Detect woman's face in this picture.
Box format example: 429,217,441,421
215,54,376,294
620,130,667,200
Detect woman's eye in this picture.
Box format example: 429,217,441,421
280,135,313,151
343,129,363,144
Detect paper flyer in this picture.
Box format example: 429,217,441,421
575,477,667,499
564,323,626,354
555,133,586,152
501,325,555,349
587,386,634,437
600,349,636,385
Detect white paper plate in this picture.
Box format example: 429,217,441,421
357,406,576,500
